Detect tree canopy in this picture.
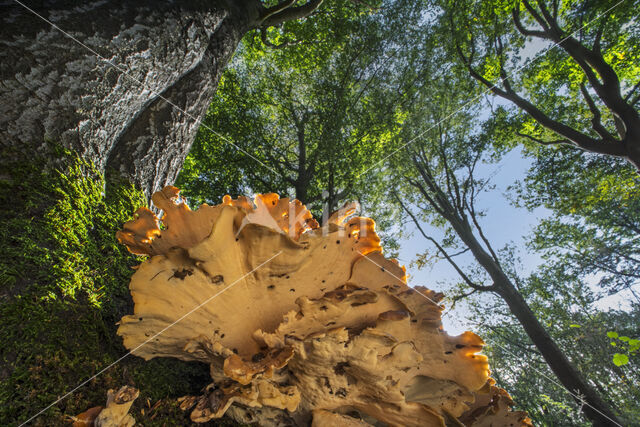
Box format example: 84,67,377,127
443,0,640,169
177,0,426,213
175,1,640,424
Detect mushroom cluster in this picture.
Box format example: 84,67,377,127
116,186,531,426
72,386,139,427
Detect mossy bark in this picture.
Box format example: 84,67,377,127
0,146,237,426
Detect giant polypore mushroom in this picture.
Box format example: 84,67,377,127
116,186,531,426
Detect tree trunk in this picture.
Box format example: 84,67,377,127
497,284,620,426
447,217,621,426
295,181,309,205
0,0,261,196
627,135,640,172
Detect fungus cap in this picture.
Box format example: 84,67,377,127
116,187,529,426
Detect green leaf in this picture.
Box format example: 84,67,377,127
612,353,629,367
619,336,630,342
569,324,581,328
607,331,619,339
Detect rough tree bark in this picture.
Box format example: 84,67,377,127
0,0,321,196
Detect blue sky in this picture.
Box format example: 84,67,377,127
388,32,636,335
394,145,639,335
394,146,547,334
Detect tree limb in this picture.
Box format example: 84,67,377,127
392,191,495,292
406,175,446,217
450,288,479,308
260,0,297,23
512,3,547,38
466,187,503,269
593,20,605,56
579,83,616,142
260,0,324,28
414,156,457,216
523,0,552,33
462,55,625,157
624,80,640,105
437,128,465,216
515,131,569,146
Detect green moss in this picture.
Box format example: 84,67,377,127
0,147,235,426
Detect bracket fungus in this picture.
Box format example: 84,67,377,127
116,186,531,426
72,386,139,427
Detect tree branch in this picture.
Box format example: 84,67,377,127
260,0,297,23
462,54,625,157
512,3,547,38
515,131,569,146
624,80,640,104
437,128,466,216
466,185,503,269
450,288,479,308
593,20,604,56
579,83,616,142
262,149,296,186
523,0,552,32
392,191,494,292
260,0,324,28
406,175,446,217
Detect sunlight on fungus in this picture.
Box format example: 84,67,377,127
115,186,531,426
